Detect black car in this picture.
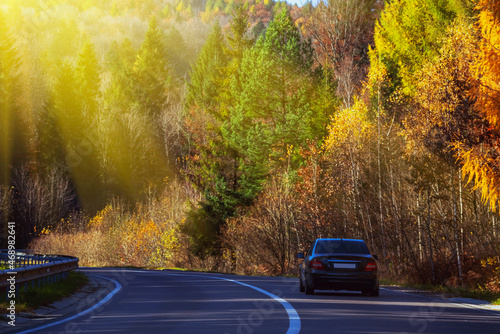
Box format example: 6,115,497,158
297,238,379,296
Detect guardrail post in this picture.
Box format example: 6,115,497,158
0,250,79,297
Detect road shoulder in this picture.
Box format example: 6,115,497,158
0,274,115,333
382,285,500,313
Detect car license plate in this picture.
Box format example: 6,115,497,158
334,263,356,269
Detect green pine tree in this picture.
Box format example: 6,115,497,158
76,42,101,120
54,61,104,213
133,16,171,118
183,21,232,258
105,39,137,110
186,21,228,118
165,26,189,77
224,6,320,196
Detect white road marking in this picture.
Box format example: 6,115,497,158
381,287,500,316
165,272,301,334
17,270,301,334
17,275,122,334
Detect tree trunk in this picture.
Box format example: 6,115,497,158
417,191,423,264
451,165,463,285
427,186,436,284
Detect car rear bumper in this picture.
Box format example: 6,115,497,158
309,272,378,291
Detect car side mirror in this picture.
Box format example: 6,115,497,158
297,252,305,259
373,254,379,261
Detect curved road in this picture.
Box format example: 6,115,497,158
20,268,500,333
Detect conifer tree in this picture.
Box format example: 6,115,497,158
186,21,227,118
165,27,189,77
225,6,322,197
183,21,233,258
54,61,103,212
133,16,171,118
77,42,101,120
106,39,137,110
0,12,23,187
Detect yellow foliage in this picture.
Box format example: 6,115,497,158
88,204,114,229
404,20,476,156
201,10,211,23
456,2,500,210
40,226,51,235
176,1,184,12
475,0,500,129
323,98,373,153
366,49,388,95
456,143,500,210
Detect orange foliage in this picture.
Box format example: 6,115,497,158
457,1,500,210
475,0,500,128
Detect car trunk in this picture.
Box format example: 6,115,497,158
316,254,372,272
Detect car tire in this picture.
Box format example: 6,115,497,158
299,277,305,293
304,280,314,295
363,284,379,297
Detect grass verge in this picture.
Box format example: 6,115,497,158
0,271,88,314
443,286,500,304
380,278,500,304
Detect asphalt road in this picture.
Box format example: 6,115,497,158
18,268,500,333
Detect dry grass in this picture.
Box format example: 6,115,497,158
31,179,192,269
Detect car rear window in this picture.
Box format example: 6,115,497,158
314,240,370,255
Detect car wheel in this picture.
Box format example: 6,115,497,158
363,284,379,297
299,277,305,293
304,279,314,295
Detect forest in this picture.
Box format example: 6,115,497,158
0,0,499,291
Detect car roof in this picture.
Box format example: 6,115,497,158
315,238,365,242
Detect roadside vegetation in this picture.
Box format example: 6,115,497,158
0,0,500,299
0,271,88,314
381,278,500,305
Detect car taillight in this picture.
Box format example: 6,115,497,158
365,260,377,272
310,259,324,270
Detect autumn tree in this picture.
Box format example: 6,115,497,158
373,0,473,99
323,98,375,238
305,0,379,107
224,176,300,275
407,21,480,161
458,0,500,210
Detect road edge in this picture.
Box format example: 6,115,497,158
0,274,121,334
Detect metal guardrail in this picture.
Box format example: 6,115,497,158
0,250,79,292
